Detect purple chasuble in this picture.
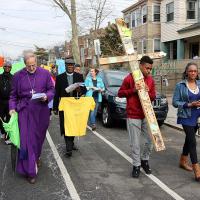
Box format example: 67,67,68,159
9,67,55,178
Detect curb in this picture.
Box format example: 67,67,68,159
164,122,183,131
164,122,200,137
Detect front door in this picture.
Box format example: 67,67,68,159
190,43,199,58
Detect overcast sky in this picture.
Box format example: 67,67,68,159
0,0,135,59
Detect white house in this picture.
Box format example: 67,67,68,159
161,0,200,59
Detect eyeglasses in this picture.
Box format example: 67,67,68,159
27,64,36,67
4,65,11,68
188,70,198,73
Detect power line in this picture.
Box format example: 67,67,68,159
26,0,53,6
0,26,64,36
0,39,34,46
0,41,33,48
0,8,50,13
0,11,65,22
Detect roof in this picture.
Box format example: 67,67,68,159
122,0,146,13
177,22,200,33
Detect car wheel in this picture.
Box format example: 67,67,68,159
102,104,113,127
158,120,164,126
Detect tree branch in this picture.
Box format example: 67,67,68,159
53,0,72,20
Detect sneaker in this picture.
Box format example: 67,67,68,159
65,151,72,157
132,166,140,178
72,145,78,151
141,160,151,174
5,140,12,145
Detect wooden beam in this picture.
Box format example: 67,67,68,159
99,52,166,65
116,18,166,152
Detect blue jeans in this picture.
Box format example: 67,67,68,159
89,99,99,125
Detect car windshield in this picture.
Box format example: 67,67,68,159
105,71,128,87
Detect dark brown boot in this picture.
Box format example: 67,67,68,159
179,155,192,171
192,164,200,181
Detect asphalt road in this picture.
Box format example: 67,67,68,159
1,116,200,200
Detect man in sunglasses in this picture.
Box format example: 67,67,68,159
0,61,13,144
118,55,156,178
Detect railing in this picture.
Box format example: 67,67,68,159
152,59,200,95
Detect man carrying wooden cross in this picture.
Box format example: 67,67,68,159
118,55,156,178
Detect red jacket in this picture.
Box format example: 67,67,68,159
118,73,156,119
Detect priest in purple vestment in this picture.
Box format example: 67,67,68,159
9,53,54,184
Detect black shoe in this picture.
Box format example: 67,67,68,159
132,166,140,178
72,145,78,151
65,151,72,157
92,125,96,131
141,160,151,174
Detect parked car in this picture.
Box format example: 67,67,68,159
98,70,168,127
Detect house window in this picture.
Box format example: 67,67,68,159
166,2,174,22
124,14,131,28
142,39,147,53
85,39,89,48
154,39,161,52
136,9,141,26
153,5,160,22
134,41,137,52
142,5,147,24
131,11,136,27
187,0,197,19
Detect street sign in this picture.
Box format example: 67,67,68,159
80,47,85,63
94,39,101,56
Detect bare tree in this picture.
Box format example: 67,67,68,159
53,0,80,64
80,0,112,33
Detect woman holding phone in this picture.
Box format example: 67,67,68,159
85,68,105,130
173,62,200,181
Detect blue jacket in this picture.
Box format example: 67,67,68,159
84,76,105,102
172,79,200,118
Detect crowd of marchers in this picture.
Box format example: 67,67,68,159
0,52,200,184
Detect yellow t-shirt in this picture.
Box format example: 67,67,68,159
59,97,95,136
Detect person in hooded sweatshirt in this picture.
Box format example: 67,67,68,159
0,61,13,144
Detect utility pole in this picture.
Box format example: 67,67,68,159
53,0,80,64
198,0,200,22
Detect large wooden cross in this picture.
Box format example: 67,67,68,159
99,18,166,152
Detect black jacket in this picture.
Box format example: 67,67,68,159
53,72,86,111
0,72,13,101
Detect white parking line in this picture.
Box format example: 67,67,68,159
46,131,81,200
87,126,184,200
